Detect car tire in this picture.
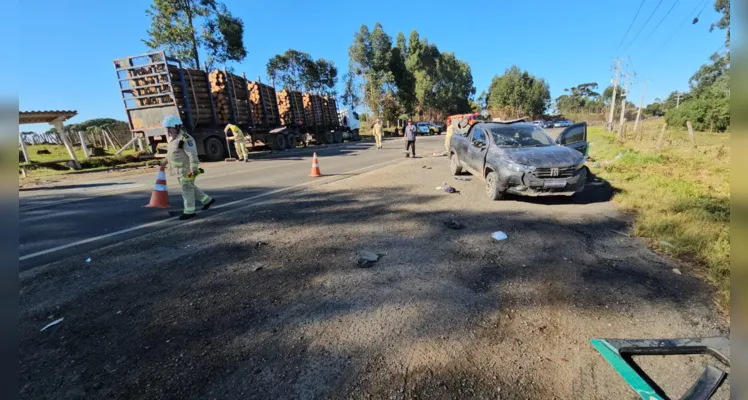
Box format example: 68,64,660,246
449,153,462,175
485,171,504,200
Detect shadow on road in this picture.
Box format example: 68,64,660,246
18,183,724,399
19,182,136,192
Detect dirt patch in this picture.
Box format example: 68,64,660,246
19,155,728,399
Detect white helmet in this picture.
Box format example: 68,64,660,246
162,115,183,129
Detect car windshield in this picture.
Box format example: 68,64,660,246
485,124,555,147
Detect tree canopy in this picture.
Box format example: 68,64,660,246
266,49,338,96
347,24,474,124
143,0,247,70
486,66,550,119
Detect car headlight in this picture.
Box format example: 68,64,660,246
505,160,536,173
574,158,586,170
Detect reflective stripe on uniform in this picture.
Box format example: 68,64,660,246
172,161,184,167
184,206,195,214
200,195,211,204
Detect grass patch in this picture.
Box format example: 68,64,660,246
588,120,730,311
20,145,155,178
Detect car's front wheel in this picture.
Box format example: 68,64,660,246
449,153,462,175
485,171,504,200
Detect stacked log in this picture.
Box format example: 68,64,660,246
323,97,339,127
248,81,279,127
209,69,251,126
169,66,213,126
303,94,325,126
277,90,305,126
126,63,172,107
125,63,214,127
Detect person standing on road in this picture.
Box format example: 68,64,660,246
372,118,383,149
224,123,249,162
162,116,215,220
444,121,454,154
404,118,417,157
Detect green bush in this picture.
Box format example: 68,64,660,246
664,97,729,132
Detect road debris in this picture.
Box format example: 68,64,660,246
610,229,631,237
255,241,268,249
357,250,379,268
672,268,682,275
660,240,675,248
615,153,623,160
444,220,462,230
454,177,471,181
436,187,443,190
40,318,64,332
491,231,508,241
443,186,460,194
85,258,91,263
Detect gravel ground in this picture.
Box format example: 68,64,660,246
19,151,729,399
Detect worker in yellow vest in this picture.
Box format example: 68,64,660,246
224,123,249,162
162,116,215,220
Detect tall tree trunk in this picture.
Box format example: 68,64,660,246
183,0,201,68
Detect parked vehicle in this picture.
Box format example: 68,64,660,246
338,109,361,140
427,122,442,135
532,120,543,126
542,121,555,128
553,120,573,128
114,51,357,161
448,119,589,200
416,122,432,135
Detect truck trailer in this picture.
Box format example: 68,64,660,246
114,51,360,161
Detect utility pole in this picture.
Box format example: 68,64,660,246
634,82,647,133
606,58,623,132
618,73,631,137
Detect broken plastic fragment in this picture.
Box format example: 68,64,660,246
491,231,508,241
85,258,91,263
41,318,64,332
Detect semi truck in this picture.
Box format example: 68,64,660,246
113,51,360,161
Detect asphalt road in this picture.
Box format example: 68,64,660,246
19,135,447,270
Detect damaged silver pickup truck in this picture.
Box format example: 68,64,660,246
448,119,589,200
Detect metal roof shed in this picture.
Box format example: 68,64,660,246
19,110,80,169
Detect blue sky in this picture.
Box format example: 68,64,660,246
15,0,726,133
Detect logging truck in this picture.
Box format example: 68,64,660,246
114,51,360,161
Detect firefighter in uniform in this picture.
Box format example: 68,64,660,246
372,118,383,149
224,123,249,162
161,116,215,220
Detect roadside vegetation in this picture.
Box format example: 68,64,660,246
588,121,730,310
19,144,155,178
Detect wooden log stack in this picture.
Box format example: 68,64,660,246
209,69,251,126
303,94,325,126
169,66,213,126
323,97,339,127
248,81,279,127
126,63,172,107
278,90,305,126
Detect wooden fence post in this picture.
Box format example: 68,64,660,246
656,123,668,151
686,121,695,147
77,131,90,159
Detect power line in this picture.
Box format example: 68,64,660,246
642,0,682,42
622,0,666,52
616,0,647,52
649,0,709,56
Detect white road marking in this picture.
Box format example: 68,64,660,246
18,157,405,262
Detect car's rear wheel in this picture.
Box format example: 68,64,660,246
449,153,462,175
486,171,504,200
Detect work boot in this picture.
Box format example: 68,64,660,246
179,213,196,221
406,153,410,158
202,198,216,210
245,158,250,163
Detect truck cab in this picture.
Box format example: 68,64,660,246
338,109,361,133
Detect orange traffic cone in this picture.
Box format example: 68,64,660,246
144,166,171,208
309,152,322,177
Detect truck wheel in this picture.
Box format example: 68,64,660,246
485,171,505,201
334,131,343,143
353,129,361,141
286,134,298,149
324,131,334,144
273,134,287,151
449,153,463,175
203,137,225,162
